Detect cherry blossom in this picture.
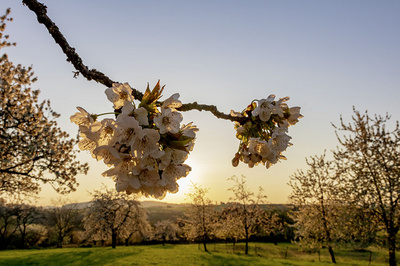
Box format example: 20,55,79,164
71,81,198,199
288,106,303,125
232,94,302,169
70,107,95,127
161,93,182,110
105,82,135,109
154,108,183,134
251,94,275,122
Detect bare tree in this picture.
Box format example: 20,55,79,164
0,202,18,249
46,199,81,248
84,187,148,249
13,204,39,248
227,175,266,255
182,183,217,252
333,109,400,266
0,9,88,197
0,201,44,249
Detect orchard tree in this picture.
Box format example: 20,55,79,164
23,224,47,248
84,187,149,249
22,0,302,200
182,183,217,252
257,209,282,243
0,9,88,197
13,204,39,248
46,199,81,248
333,109,400,266
288,154,340,263
227,175,266,255
153,220,180,245
0,202,18,249
217,206,244,247
0,201,41,249
335,203,378,248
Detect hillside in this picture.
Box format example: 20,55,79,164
60,201,293,225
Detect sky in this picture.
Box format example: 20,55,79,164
2,0,400,206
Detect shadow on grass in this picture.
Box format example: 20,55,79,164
153,244,176,250
198,251,284,266
0,247,143,266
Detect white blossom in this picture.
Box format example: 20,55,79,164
288,106,303,125
161,93,182,110
139,169,160,187
115,178,129,192
181,122,199,138
159,148,188,170
134,107,149,126
116,109,142,146
102,156,137,180
70,107,95,127
98,119,119,147
105,82,135,109
139,155,159,171
130,128,161,158
270,128,292,152
92,145,121,166
252,95,275,122
154,108,183,134
162,164,191,183
73,84,199,198
128,175,141,189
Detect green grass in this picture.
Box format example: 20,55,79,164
0,243,395,266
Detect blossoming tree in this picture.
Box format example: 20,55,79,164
182,183,217,252
153,220,180,246
84,187,149,249
0,8,88,197
22,0,302,200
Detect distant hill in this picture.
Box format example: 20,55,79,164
140,200,188,208
57,200,183,209
57,201,292,225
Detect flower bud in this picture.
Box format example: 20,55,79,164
232,157,239,167
248,160,255,168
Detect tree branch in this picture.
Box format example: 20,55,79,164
22,0,246,124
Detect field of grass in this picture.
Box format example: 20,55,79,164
0,242,395,265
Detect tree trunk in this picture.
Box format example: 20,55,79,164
245,225,249,255
203,240,208,252
388,232,397,266
111,231,117,249
58,231,63,248
20,232,26,249
328,246,336,264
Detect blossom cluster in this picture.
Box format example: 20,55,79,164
231,95,302,169
70,81,198,199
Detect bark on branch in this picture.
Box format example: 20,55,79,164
22,0,245,123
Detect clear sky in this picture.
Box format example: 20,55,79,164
3,0,400,206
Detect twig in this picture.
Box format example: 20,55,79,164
22,0,246,123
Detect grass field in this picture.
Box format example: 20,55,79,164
0,242,394,265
